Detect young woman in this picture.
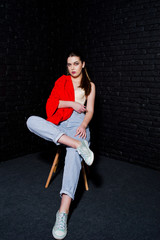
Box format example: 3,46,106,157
26,51,96,239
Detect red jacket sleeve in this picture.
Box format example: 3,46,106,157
46,77,64,118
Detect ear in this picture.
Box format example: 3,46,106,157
82,61,85,68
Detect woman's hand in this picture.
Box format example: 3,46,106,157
75,125,87,139
72,102,86,114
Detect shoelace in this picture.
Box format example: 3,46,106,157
56,214,66,230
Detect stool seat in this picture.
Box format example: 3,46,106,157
45,147,89,191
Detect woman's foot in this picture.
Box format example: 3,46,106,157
77,140,94,166
52,211,68,239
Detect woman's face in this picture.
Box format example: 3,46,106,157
67,56,85,78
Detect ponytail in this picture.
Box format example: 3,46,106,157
80,67,91,96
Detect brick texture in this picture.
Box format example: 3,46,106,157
1,0,160,170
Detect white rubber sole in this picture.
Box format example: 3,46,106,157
52,228,67,240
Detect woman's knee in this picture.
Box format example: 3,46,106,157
26,116,38,130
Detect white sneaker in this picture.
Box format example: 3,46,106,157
77,140,94,166
52,211,68,239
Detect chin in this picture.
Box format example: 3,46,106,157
71,72,82,78
71,74,78,78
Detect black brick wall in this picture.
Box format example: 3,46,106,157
1,1,53,160
1,0,160,170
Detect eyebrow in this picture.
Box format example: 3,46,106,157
67,61,79,64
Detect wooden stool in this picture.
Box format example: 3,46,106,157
45,147,89,191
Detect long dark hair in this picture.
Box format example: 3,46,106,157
66,51,91,96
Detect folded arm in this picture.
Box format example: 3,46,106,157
58,100,86,113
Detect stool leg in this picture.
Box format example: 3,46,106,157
45,151,60,188
81,161,89,191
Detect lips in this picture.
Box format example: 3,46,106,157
72,71,76,74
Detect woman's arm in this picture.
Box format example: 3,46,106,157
58,101,74,108
58,100,86,113
75,82,96,138
82,82,95,127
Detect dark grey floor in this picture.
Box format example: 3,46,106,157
0,152,160,240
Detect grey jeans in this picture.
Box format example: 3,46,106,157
26,111,90,200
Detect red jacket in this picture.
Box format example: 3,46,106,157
46,75,75,125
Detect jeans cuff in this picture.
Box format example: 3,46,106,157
55,133,65,145
60,190,74,201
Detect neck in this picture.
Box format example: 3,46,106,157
70,74,82,90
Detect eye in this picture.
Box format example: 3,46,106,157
67,63,71,67
74,62,79,66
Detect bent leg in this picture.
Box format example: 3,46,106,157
26,116,64,145
60,147,82,200
26,116,89,151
